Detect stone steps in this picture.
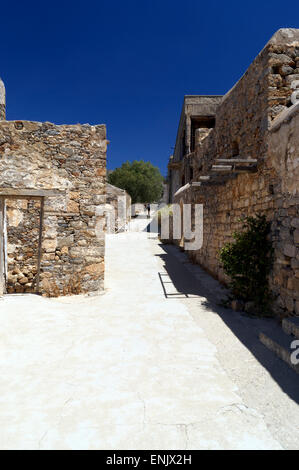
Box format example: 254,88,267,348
282,317,299,339
259,324,299,374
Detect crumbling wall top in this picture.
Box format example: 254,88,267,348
267,28,299,46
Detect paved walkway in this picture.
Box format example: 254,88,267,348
0,218,298,449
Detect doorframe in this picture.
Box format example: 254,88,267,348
0,196,5,296
0,189,62,296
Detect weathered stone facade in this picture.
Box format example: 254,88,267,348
268,106,299,315
0,119,107,296
168,28,299,317
168,95,222,201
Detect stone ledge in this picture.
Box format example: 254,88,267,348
0,188,65,198
259,330,299,374
282,317,299,338
173,181,203,198
269,102,299,132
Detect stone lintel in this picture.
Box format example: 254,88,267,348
0,188,65,198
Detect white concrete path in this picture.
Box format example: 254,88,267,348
0,221,286,449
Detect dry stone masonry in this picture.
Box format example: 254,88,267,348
168,28,299,317
0,116,107,297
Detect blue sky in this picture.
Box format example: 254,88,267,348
1,0,299,176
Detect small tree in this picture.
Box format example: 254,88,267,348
108,160,164,204
219,215,274,313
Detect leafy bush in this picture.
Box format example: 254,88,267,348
219,215,274,313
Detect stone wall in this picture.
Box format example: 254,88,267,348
5,198,40,293
168,95,222,201
191,30,299,179
0,120,107,296
171,29,299,317
106,183,131,232
173,95,222,162
267,105,299,315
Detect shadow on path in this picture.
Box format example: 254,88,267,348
156,242,299,405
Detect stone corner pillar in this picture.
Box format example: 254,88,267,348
0,78,6,120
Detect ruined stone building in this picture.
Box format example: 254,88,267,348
0,78,107,297
168,95,222,201
168,29,299,317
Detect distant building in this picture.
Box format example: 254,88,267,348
167,95,222,201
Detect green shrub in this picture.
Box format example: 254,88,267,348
219,214,274,314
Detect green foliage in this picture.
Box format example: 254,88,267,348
108,160,164,204
219,214,274,313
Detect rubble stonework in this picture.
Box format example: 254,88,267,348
168,28,299,317
0,119,107,296
168,95,222,201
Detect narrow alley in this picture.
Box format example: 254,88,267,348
0,217,298,449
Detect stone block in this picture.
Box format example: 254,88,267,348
279,65,294,75
42,239,57,253
67,200,80,213
95,167,106,177
269,53,295,67
84,263,105,276
285,74,299,84
57,235,74,248
283,244,296,258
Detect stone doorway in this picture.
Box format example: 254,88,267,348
5,198,41,294
0,189,58,296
